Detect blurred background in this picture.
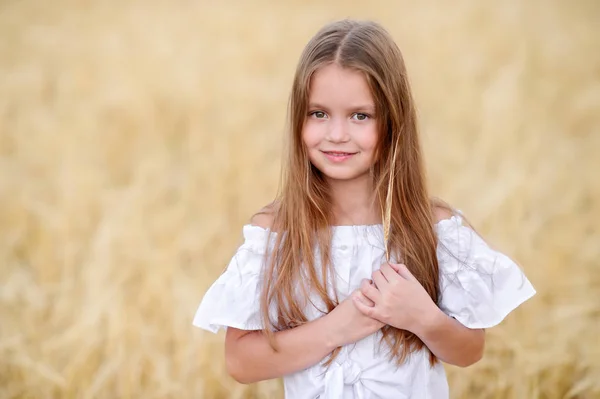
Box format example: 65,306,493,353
0,0,599,398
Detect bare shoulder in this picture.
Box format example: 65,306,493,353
249,202,278,230
430,198,456,223
433,206,454,223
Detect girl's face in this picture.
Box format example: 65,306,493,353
302,63,379,183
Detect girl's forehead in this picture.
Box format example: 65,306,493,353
307,64,375,107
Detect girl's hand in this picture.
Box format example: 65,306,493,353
326,290,385,348
353,263,439,335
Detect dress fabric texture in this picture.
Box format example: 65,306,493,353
193,215,536,398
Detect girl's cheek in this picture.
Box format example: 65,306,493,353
302,126,321,147
300,128,311,147
357,127,379,150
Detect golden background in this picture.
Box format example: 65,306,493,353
1,0,598,398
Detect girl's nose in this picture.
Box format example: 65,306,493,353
326,119,349,143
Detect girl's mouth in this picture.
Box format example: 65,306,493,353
321,151,357,162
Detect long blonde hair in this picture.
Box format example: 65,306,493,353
259,19,443,366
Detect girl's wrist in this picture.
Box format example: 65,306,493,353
413,304,445,340
321,313,343,351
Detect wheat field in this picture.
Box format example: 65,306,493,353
0,0,599,398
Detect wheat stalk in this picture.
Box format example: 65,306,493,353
382,144,398,262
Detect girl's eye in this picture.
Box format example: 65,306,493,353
352,113,369,121
311,111,326,119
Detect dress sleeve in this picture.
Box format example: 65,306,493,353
435,214,536,329
192,225,275,333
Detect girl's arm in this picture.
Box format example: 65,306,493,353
414,306,485,367
225,291,383,384
225,317,334,384
354,263,484,367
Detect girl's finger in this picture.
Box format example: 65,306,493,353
354,290,375,307
371,269,388,291
360,279,380,304
352,294,376,317
390,263,418,282
379,263,402,283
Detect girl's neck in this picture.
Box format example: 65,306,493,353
328,175,380,226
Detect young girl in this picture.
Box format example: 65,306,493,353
193,19,535,398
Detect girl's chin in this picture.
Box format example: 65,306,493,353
318,168,370,182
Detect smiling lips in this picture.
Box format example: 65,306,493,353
321,150,357,162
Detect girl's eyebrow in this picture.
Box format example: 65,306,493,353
350,105,376,113
308,103,376,113
307,103,330,111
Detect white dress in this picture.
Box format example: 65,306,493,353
193,214,536,398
